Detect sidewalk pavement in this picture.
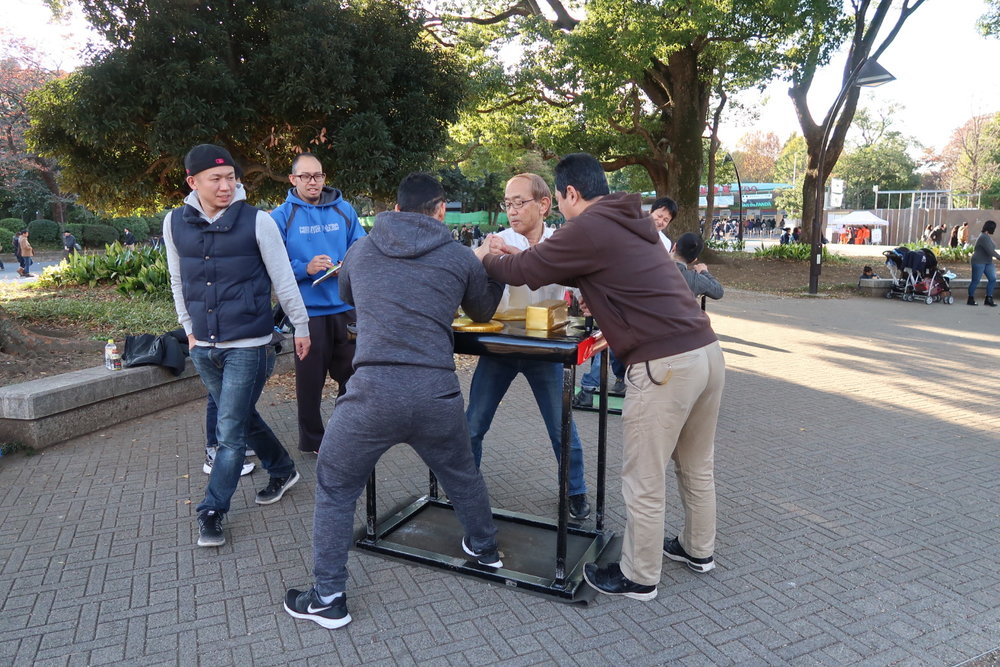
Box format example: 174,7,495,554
2,291,999,666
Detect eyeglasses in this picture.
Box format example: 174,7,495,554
500,198,535,212
293,173,326,183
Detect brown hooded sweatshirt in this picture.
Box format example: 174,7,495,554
482,192,717,366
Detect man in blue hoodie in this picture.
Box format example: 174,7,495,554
283,172,504,629
271,153,366,453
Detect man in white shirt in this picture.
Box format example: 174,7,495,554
650,196,677,252
468,173,591,520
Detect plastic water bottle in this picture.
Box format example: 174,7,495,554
104,339,117,370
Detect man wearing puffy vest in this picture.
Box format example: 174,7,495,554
163,144,312,548
270,153,366,453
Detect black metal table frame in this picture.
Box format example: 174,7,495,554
356,322,616,599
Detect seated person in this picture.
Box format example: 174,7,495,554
672,233,724,300
858,265,880,282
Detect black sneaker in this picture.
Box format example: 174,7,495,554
583,562,657,601
461,538,503,568
611,378,626,394
569,493,591,520
571,387,595,409
197,510,225,547
663,536,715,573
284,587,352,629
255,470,300,505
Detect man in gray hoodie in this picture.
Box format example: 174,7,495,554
284,172,504,630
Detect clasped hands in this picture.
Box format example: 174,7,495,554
473,234,520,260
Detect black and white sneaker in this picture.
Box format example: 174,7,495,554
663,536,715,573
461,538,503,568
197,510,225,547
583,562,657,601
255,470,300,505
569,493,591,520
244,448,256,457
203,451,255,477
571,387,595,409
284,587,351,629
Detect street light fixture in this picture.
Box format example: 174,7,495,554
724,153,743,244
808,59,896,294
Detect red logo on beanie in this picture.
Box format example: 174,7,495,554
215,158,225,164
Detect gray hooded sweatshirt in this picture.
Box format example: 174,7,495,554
339,210,503,371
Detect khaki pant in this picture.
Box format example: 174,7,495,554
620,341,725,585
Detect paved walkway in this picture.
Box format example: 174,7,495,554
2,292,999,666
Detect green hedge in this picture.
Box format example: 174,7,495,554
28,219,60,244
0,218,23,238
82,224,119,246
100,216,151,242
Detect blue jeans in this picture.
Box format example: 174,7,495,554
968,263,997,298
205,393,218,449
466,356,587,496
191,345,295,513
580,349,626,390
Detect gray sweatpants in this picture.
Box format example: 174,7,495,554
312,365,499,595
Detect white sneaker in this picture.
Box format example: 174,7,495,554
245,448,256,457
203,452,255,476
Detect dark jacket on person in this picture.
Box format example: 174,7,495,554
482,192,717,366
170,202,273,343
676,261,724,300
340,210,503,371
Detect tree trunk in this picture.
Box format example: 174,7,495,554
35,160,66,225
635,46,709,238
704,87,728,239
666,48,709,237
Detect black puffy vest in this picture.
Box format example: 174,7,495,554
170,201,273,343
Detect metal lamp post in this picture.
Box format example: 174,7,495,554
808,59,895,294
724,153,743,243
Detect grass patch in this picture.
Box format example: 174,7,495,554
0,441,35,457
1,283,176,339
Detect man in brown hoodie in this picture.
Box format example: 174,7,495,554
477,154,725,600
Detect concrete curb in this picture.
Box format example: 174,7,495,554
0,349,294,450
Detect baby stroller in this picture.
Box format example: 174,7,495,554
882,247,955,304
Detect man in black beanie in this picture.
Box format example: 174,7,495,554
162,143,312,548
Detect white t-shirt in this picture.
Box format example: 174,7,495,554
659,231,672,253
495,226,570,310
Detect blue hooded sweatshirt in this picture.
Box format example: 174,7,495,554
271,186,367,317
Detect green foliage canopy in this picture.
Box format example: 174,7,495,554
27,0,466,214
438,0,839,235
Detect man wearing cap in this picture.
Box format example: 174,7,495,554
163,143,312,548
270,153,365,453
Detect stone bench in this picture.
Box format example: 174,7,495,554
0,351,294,451
856,277,980,298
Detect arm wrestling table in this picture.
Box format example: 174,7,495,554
354,319,620,602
